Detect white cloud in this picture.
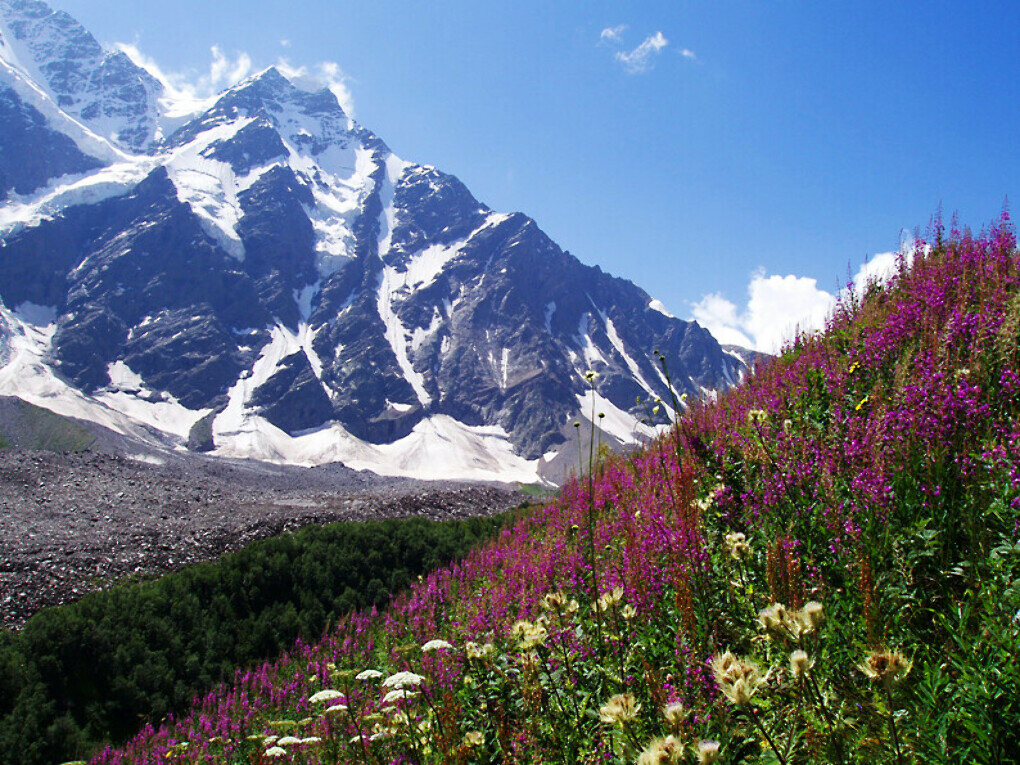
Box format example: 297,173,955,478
119,42,252,106
690,293,754,348
280,38,291,48
118,42,355,116
614,31,669,74
680,48,698,61
275,58,355,115
600,25,627,44
691,251,914,353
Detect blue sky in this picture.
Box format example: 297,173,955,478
57,0,1020,350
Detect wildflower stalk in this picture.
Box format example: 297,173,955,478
748,706,788,765
883,683,905,765
582,374,606,654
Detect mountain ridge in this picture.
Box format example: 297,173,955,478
0,0,746,483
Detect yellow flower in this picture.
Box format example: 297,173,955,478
855,395,870,411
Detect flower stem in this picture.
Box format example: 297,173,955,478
749,706,788,765
883,683,904,765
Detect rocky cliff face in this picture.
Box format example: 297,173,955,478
0,0,745,483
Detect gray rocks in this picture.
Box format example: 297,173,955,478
0,448,526,629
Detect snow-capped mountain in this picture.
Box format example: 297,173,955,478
0,0,745,483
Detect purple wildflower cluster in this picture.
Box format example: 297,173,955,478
91,214,1019,763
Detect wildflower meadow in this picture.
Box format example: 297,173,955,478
86,215,1020,763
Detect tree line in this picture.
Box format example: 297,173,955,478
0,512,512,764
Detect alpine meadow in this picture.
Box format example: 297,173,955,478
74,217,1020,763
1,1,1018,763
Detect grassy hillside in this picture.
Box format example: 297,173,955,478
0,397,95,452
0,514,510,765
90,216,1019,764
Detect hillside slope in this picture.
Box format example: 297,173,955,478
75,216,1020,763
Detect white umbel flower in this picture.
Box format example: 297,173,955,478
356,669,383,681
421,639,455,652
382,671,425,689
383,688,419,704
308,689,343,704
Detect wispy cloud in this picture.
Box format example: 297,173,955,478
118,42,252,105
680,48,698,61
276,58,354,115
691,251,915,353
280,38,291,48
599,25,627,44
614,31,669,74
118,41,355,116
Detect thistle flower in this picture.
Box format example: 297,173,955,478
594,586,625,612
421,639,455,652
356,669,383,681
599,692,640,724
859,648,912,686
800,601,824,629
724,531,752,561
308,689,343,704
541,591,566,612
465,641,496,659
510,619,548,648
697,740,721,763
759,602,810,638
711,652,766,706
790,649,813,678
662,701,687,727
746,408,768,425
637,735,685,764
382,671,425,689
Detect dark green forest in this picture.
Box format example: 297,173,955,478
0,512,512,765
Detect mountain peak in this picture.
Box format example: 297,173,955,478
0,2,744,484
0,0,162,152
